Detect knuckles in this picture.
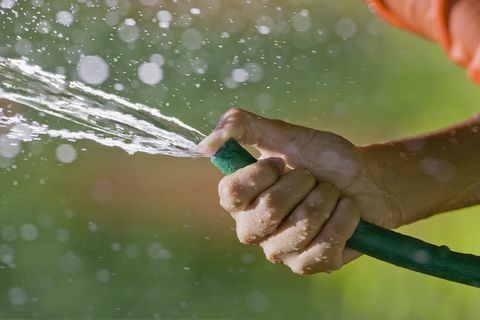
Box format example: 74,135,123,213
224,107,248,118
287,255,343,276
253,159,283,184
218,159,281,212
293,168,316,184
261,241,282,263
219,108,250,128
234,210,277,245
258,192,284,218
218,177,244,211
219,161,347,275
235,223,259,244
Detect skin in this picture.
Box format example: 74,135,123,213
196,0,480,275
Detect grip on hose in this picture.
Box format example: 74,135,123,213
211,138,480,288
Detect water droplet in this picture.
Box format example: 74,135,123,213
56,228,71,242
55,144,77,163
36,20,51,34
257,25,271,35
10,123,32,140
0,135,21,158
149,53,165,67
246,290,268,314
59,250,83,274
124,18,136,26
96,268,112,283
0,0,15,9
336,17,356,39
117,22,140,43
0,244,15,264
111,243,122,252
14,39,32,56
244,62,263,82
241,252,254,264
231,68,249,83
20,224,38,241
291,10,311,32
147,242,171,261
156,10,172,28
56,11,74,26
190,8,201,15
412,250,430,264
419,158,454,182
138,62,163,85
88,222,98,232
76,55,110,85
8,287,27,305
113,83,124,91
181,29,203,50
126,244,140,258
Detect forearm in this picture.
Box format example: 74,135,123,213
361,114,480,225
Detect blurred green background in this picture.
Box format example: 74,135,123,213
1,0,480,318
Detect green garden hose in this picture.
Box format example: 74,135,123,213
211,138,480,288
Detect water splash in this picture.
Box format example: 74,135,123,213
0,58,206,157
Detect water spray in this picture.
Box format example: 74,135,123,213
2,58,479,288
212,139,480,288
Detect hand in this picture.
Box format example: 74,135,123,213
198,108,404,275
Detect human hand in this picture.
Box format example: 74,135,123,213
197,108,404,275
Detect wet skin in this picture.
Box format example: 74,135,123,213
198,108,480,275
196,0,480,276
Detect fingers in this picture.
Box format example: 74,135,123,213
218,158,285,212
281,198,360,275
219,158,362,275
196,108,303,156
234,168,316,244
260,182,340,262
342,248,362,264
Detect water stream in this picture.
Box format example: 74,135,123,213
0,57,206,157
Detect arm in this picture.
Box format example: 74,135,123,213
361,113,480,225
196,1,480,276
198,109,480,275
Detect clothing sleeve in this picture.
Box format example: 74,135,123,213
365,0,480,84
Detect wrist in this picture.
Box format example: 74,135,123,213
353,144,410,229
357,143,427,228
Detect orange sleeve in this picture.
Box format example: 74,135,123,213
364,0,418,35
365,0,452,51
365,0,480,84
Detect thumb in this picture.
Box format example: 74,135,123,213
196,108,305,157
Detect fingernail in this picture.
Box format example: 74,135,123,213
214,112,228,131
195,140,215,157
195,131,226,157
